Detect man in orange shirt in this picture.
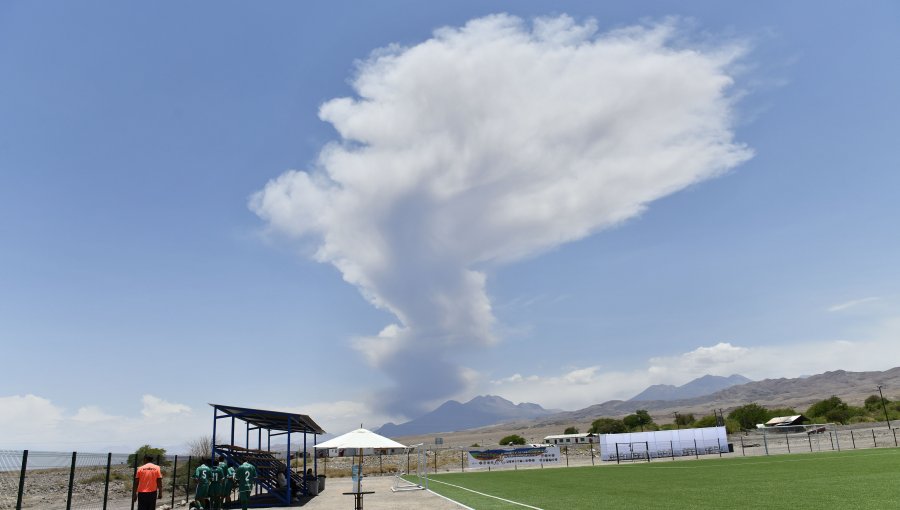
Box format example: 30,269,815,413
133,454,163,510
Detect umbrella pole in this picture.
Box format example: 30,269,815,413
359,449,364,492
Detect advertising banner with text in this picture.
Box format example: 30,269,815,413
467,445,560,469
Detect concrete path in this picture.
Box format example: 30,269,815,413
255,476,465,510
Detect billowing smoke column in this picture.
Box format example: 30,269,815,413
251,14,752,417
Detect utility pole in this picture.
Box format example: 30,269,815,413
877,385,892,430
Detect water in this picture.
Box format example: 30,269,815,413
0,451,132,472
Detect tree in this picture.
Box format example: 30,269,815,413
589,418,627,434
864,395,884,411
623,410,654,431
187,435,212,460
728,403,770,430
499,434,526,445
692,414,718,428
128,444,167,467
675,413,695,427
563,426,579,434
807,396,848,420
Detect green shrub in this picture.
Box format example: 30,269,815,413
499,435,526,445
589,418,627,434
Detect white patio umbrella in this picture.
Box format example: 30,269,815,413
315,428,407,450
314,428,407,492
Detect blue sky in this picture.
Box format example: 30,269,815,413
2,1,899,450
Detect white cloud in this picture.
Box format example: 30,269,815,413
72,406,118,424
0,394,64,439
251,14,751,417
267,400,397,438
0,394,201,452
140,395,191,419
827,297,880,312
488,323,900,411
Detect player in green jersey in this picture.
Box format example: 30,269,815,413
234,461,257,510
192,463,211,510
222,460,236,506
208,459,226,510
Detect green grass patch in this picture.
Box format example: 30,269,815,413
425,449,900,509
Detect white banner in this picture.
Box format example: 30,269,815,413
467,445,560,469
600,426,727,460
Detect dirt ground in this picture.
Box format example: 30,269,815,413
255,475,464,509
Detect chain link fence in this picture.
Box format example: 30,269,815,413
2,426,897,508
0,451,207,510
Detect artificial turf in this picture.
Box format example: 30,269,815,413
424,448,900,509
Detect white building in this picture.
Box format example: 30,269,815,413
542,433,597,445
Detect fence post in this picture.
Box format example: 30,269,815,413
434,449,437,472
872,429,877,447
670,440,675,461
171,455,178,508
131,454,138,510
717,438,722,458
894,428,897,447
186,456,192,502
786,435,791,453
379,454,382,476
614,444,620,465
407,450,410,474
693,439,699,460
763,428,769,456
808,433,813,452
461,451,464,472
565,446,569,467
739,437,745,457
590,443,595,465
102,452,112,510
834,429,841,451
828,432,834,450
66,452,76,510
16,450,28,510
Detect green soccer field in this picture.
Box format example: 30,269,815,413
424,449,900,509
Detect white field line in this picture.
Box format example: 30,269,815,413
428,477,545,510
427,488,476,510
643,449,900,469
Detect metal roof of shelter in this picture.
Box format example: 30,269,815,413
764,415,807,427
210,403,326,434
543,433,596,439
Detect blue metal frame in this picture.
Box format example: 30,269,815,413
208,404,325,507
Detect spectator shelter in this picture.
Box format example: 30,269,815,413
210,403,326,507
758,415,809,433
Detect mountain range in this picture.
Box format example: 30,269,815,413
535,367,900,426
377,374,751,437
376,395,558,437
380,368,900,441
629,374,752,401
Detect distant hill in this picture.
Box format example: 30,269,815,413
629,374,752,401
538,367,900,425
389,367,900,446
377,395,557,437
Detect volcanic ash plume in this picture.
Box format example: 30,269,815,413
251,14,752,416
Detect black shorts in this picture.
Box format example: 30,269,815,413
137,491,158,510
